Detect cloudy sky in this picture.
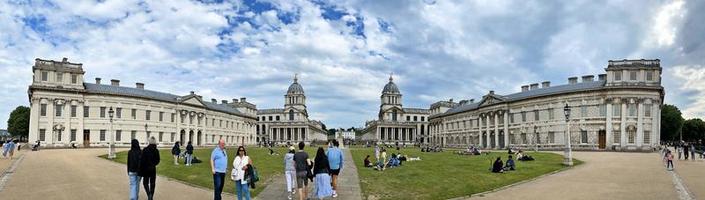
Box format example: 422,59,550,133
1,0,704,129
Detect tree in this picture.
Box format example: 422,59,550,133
7,106,30,139
661,104,684,141
682,118,705,142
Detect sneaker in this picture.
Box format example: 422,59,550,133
287,194,292,200
332,193,338,198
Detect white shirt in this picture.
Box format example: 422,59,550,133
232,155,250,181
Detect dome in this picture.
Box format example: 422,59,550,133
382,75,400,94
287,75,305,94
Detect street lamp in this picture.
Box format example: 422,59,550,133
563,103,573,166
108,107,116,159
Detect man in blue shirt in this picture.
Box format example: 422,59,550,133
327,140,344,198
211,139,227,200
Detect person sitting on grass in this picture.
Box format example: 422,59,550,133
503,155,516,171
491,157,504,173
364,155,372,168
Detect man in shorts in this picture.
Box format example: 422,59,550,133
327,140,344,197
293,142,310,200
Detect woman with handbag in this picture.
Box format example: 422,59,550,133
232,146,253,200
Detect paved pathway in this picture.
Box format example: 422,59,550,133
466,151,679,200
256,148,362,200
671,153,705,199
0,148,235,200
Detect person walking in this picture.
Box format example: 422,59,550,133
327,140,344,198
374,144,380,163
677,145,683,160
172,141,181,165
666,150,674,170
232,146,253,200
186,141,194,166
211,139,227,200
684,143,690,160
690,144,696,161
139,137,160,200
314,147,333,199
127,139,142,200
284,146,297,200
7,139,15,160
294,142,311,200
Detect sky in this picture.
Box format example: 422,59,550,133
0,0,704,130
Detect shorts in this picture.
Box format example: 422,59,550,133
296,171,308,188
329,169,341,176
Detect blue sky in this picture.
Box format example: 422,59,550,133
1,0,704,129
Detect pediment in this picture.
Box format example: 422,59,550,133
181,96,206,107
478,95,505,107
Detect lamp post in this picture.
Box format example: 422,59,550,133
108,107,116,159
563,103,573,166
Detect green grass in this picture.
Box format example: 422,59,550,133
350,148,582,200
101,146,320,197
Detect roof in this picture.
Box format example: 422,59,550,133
84,83,250,117
0,129,9,136
438,80,607,117
403,108,430,114
382,76,400,94
257,108,284,114
287,76,305,94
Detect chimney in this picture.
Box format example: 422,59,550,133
469,99,474,103
489,90,495,95
541,81,551,88
110,79,120,86
95,77,101,84
521,85,529,92
190,91,195,95
582,75,594,82
598,74,607,81
529,83,539,90
62,57,68,63
568,77,578,84
211,98,217,103
232,98,239,103
449,98,453,103
136,82,144,89
240,97,246,102
221,100,228,104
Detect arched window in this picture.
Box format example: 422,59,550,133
289,110,294,121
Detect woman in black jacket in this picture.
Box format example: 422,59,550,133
185,141,194,166
127,139,141,200
313,147,333,198
171,141,181,165
139,137,160,200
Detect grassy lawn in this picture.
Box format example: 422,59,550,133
350,148,582,200
102,146,320,197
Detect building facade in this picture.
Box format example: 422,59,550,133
428,59,664,151
27,58,258,147
335,128,358,140
360,76,430,145
256,75,327,145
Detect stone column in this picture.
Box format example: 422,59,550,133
636,101,644,148
28,98,40,143
494,112,499,149
47,100,55,144
503,111,509,148
620,101,627,148
650,102,657,145
486,114,491,148
655,104,661,144
606,102,613,147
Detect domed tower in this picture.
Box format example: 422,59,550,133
380,74,402,121
285,74,307,119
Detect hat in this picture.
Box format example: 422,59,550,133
289,146,295,151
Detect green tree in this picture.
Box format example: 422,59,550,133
7,106,30,139
661,104,684,141
682,118,705,142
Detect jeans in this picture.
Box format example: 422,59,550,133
667,160,674,169
236,180,251,200
213,172,225,200
285,170,296,192
128,172,141,200
186,153,193,165
143,176,156,200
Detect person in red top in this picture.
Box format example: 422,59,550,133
665,150,674,170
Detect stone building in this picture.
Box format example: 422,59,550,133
360,75,430,145
27,58,258,147
428,59,663,151
255,75,327,145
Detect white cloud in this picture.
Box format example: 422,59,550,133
646,0,686,47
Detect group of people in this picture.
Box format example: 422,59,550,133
491,155,516,173
2,139,17,159
284,140,344,200
420,145,443,152
210,139,257,200
126,137,161,200
170,141,196,166
674,142,702,161
369,145,410,171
